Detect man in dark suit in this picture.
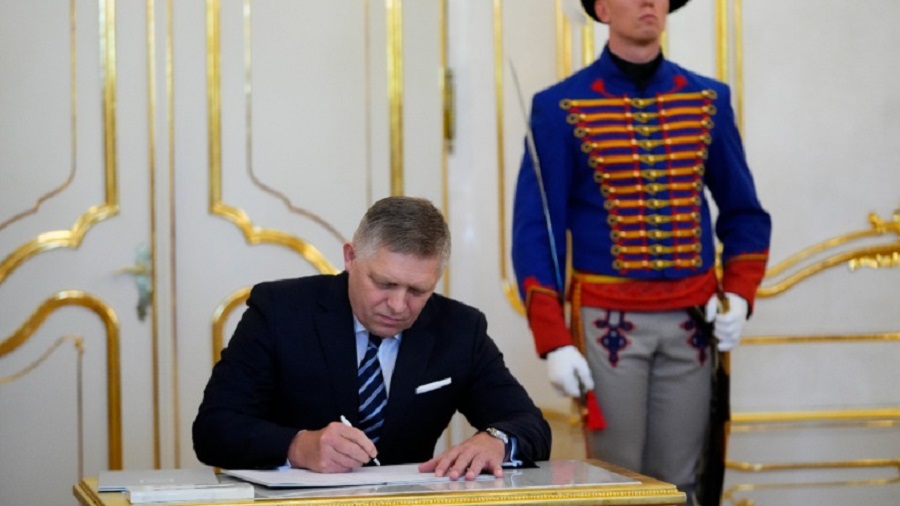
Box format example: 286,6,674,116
194,196,551,480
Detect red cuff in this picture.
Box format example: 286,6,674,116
722,255,768,311
523,277,573,357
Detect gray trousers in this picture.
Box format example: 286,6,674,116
581,307,712,494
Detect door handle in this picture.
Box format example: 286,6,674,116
116,244,152,321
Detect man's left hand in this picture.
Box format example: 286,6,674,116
418,431,504,481
705,292,749,352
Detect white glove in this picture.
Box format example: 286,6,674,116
546,345,594,398
704,292,749,352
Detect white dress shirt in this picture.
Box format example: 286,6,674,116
353,316,401,395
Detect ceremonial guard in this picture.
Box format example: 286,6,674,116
511,0,771,501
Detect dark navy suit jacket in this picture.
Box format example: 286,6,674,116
193,272,551,469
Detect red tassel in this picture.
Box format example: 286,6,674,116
584,391,607,430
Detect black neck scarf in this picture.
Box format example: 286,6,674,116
608,48,664,92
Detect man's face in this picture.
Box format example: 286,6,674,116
597,0,668,46
344,243,442,338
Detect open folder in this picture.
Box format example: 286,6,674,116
225,464,498,488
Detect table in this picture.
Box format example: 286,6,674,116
74,459,685,505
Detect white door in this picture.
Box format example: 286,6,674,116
1,0,153,501
0,0,447,503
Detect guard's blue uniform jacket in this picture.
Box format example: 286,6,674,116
512,47,771,356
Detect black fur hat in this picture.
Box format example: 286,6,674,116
581,0,690,23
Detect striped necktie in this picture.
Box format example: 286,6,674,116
357,334,388,444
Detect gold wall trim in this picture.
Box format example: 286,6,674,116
713,0,744,130
0,0,119,285
758,211,900,298
742,332,900,346
555,0,572,79
492,1,525,315
0,1,79,232
726,457,900,474
730,283,898,506
0,334,82,385
439,0,450,296
731,419,900,433
727,331,900,433
733,0,743,132
715,0,727,82
723,459,900,505
0,168,77,231
239,1,348,246
732,408,900,425
365,0,374,205
146,0,163,470
165,0,181,468
387,0,404,196
101,0,118,203
244,178,349,244
205,0,336,274
0,291,122,469
582,16,595,67
732,332,900,428
0,207,120,285
211,287,251,364
0,335,86,479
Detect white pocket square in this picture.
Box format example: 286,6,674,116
415,377,452,394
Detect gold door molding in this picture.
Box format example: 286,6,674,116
205,0,338,274
0,335,86,476
0,0,119,286
204,0,428,272
205,0,449,275
0,0,122,476
0,291,122,469
757,211,900,298
0,0,78,233
211,286,251,364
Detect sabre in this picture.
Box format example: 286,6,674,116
509,59,606,432
508,59,564,295
686,285,732,505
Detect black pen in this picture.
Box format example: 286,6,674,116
340,415,381,466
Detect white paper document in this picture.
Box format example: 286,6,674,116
225,464,497,488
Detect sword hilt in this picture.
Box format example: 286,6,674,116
716,290,730,314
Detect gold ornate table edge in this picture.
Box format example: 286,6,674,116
74,459,685,506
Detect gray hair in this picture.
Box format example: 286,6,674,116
352,196,451,267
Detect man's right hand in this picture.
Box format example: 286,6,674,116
287,422,379,473
546,345,594,398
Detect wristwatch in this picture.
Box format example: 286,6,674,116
484,427,510,460
484,427,509,445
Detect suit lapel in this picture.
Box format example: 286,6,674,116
314,273,360,423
